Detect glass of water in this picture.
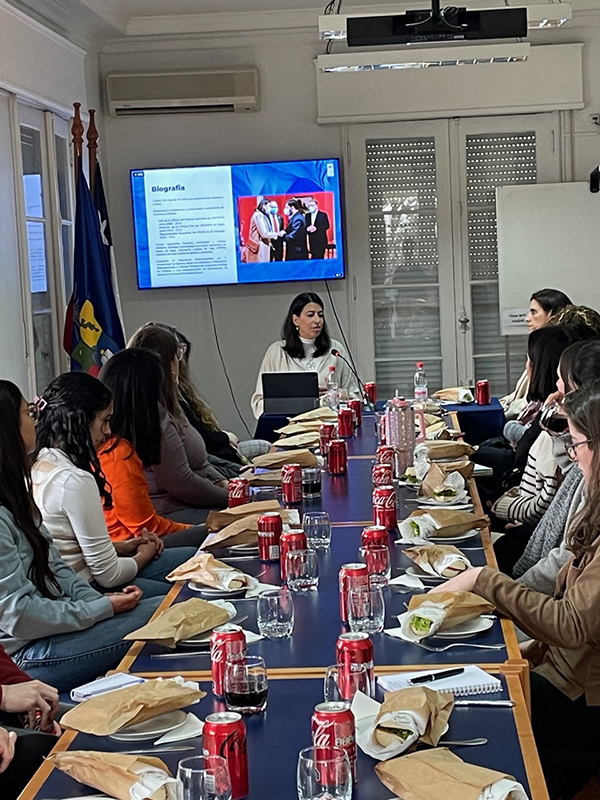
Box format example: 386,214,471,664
348,585,385,634
297,747,352,800
257,589,295,638
302,511,332,551
286,549,319,592
359,545,391,587
177,755,231,800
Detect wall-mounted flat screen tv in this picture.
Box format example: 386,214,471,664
131,158,345,289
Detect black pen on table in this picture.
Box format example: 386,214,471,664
408,667,464,685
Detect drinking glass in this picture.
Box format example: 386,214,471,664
348,586,385,634
358,544,391,587
286,549,319,592
251,486,279,503
224,655,268,714
302,468,322,499
177,755,232,800
297,747,352,800
256,588,295,638
303,511,331,551
324,664,374,702
376,413,386,445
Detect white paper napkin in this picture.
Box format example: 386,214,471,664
384,606,447,643
153,712,204,745
413,444,431,481
413,553,471,579
243,629,264,644
480,778,529,800
398,514,438,544
130,767,179,800
388,574,425,590
350,691,424,760
245,581,281,598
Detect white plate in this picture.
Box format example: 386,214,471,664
109,710,188,741
189,583,248,600
429,528,480,544
228,543,259,554
397,480,421,491
405,565,445,583
432,617,494,639
178,601,237,647
417,499,473,510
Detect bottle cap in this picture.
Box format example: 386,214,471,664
416,362,424,368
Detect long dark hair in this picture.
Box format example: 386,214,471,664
530,288,572,316
528,324,596,402
34,372,113,507
563,384,600,552
0,380,60,599
127,323,181,418
99,348,163,468
282,292,331,359
286,197,309,215
560,339,600,391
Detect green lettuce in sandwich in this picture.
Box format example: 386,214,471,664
409,615,434,636
375,726,415,747
409,519,422,536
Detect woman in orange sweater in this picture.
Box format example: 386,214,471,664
98,348,207,548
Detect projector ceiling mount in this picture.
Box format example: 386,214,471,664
406,0,469,33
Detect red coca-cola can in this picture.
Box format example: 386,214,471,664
336,632,375,701
257,512,282,562
312,701,357,782
372,485,397,530
337,407,353,438
228,477,250,508
281,463,303,504
476,379,491,405
372,462,393,486
210,624,247,697
348,399,363,428
203,711,249,800
376,445,395,466
361,525,389,549
280,529,307,582
319,422,336,456
328,439,348,476
364,382,377,405
338,562,369,623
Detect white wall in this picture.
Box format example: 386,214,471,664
101,31,353,436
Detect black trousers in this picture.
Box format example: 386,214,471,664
0,713,56,800
530,673,600,800
493,522,536,575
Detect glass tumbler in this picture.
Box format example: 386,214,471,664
256,589,295,638
224,655,268,714
359,544,391,587
177,755,232,800
297,747,352,800
302,511,331,551
348,585,385,634
286,549,319,592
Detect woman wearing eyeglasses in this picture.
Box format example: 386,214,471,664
430,383,600,800
125,324,229,525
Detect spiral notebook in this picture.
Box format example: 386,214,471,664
378,665,502,696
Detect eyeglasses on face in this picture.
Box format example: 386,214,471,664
565,438,595,461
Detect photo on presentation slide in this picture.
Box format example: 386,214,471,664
130,158,345,289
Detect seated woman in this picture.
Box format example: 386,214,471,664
127,325,229,525
0,645,60,799
434,383,600,800
32,372,197,597
99,349,210,545
0,380,163,693
500,287,572,420
513,339,600,589
251,291,361,418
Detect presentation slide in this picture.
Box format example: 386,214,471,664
131,158,345,289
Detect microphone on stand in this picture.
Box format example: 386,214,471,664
331,348,376,411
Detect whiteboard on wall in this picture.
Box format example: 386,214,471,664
497,182,600,335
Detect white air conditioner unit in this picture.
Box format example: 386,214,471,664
106,68,259,117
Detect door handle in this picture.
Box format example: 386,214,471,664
458,313,470,333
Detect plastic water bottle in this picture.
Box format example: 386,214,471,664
324,365,340,409
413,362,428,403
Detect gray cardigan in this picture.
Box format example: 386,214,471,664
0,505,113,656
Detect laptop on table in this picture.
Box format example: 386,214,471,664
262,372,320,416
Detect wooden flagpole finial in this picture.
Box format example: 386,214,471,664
72,102,84,184
87,108,99,195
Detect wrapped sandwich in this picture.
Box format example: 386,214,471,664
404,544,471,579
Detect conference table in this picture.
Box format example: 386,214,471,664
21,410,548,800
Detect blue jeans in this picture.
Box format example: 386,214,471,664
13,596,163,693
91,547,197,598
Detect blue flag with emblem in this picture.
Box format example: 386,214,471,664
64,160,125,374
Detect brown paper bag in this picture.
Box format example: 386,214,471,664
426,441,475,460
48,752,173,800
205,500,281,531
166,552,248,589
123,598,230,647
375,748,516,800
425,422,451,440
275,431,320,448
407,508,488,538
252,448,318,468
203,516,261,548
374,686,454,748
408,590,494,630
433,458,475,480
288,407,337,423
61,679,205,735
403,545,469,578
420,463,467,498
243,469,282,485
275,421,324,435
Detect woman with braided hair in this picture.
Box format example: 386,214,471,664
32,372,196,596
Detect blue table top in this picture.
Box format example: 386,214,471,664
34,675,530,800
301,456,377,523
127,521,505,676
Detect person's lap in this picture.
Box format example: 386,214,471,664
160,520,209,547
91,546,197,597
0,723,56,800
13,595,163,693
